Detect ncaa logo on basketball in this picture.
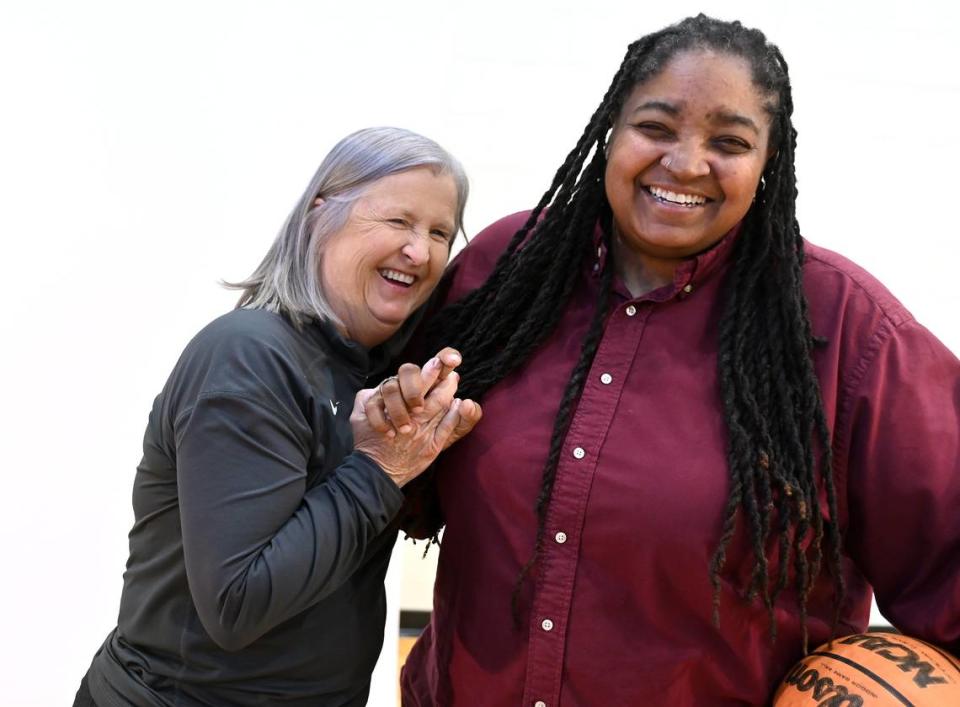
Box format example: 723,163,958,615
838,634,947,688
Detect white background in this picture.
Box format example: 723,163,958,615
2,1,958,704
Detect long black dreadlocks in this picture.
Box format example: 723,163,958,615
428,14,844,650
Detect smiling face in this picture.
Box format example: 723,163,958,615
319,166,458,347
604,50,773,290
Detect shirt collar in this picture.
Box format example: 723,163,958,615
591,220,744,301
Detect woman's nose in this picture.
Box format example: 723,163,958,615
401,233,431,265
661,141,710,179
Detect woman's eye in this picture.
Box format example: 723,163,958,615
635,122,672,137
430,229,451,242
387,218,409,227
714,137,752,153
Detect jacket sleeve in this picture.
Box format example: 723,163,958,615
842,318,960,655
174,391,404,652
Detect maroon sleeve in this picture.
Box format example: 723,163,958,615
397,211,533,539
842,318,960,654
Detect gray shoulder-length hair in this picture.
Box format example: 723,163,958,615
226,126,468,329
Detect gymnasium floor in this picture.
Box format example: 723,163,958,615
397,635,417,705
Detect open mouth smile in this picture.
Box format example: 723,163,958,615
645,185,711,207
378,268,417,288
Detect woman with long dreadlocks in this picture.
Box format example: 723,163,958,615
381,15,960,706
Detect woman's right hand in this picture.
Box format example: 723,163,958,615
350,350,482,487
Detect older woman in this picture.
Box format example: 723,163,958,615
387,16,960,706
74,127,480,707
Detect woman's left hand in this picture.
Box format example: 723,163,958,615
366,347,479,450
350,349,482,486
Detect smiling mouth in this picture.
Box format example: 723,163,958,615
378,268,416,287
645,185,711,207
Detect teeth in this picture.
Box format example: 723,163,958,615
648,186,707,206
379,268,415,285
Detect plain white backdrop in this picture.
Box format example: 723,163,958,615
2,1,958,704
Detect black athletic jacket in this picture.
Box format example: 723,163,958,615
85,309,406,706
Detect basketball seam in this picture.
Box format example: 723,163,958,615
810,651,915,707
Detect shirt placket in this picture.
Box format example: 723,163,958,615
521,299,651,707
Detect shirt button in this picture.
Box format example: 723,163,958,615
541,618,554,631
534,702,547,707
572,447,585,459
555,531,567,544
600,373,613,385
625,304,637,317
682,283,693,294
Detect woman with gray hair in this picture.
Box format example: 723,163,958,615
73,126,481,707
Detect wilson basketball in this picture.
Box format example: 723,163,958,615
773,632,960,706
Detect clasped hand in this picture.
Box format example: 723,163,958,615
351,348,482,487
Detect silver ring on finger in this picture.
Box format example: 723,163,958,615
378,375,398,395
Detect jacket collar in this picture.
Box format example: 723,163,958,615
306,299,429,382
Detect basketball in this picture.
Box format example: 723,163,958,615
773,632,960,706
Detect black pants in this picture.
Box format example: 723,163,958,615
73,672,98,707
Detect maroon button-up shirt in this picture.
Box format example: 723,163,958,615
401,211,960,706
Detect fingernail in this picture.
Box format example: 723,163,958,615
426,357,439,370
450,353,462,365
411,406,424,413
387,430,396,438
399,424,413,434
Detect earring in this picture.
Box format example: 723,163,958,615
752,176,766,204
